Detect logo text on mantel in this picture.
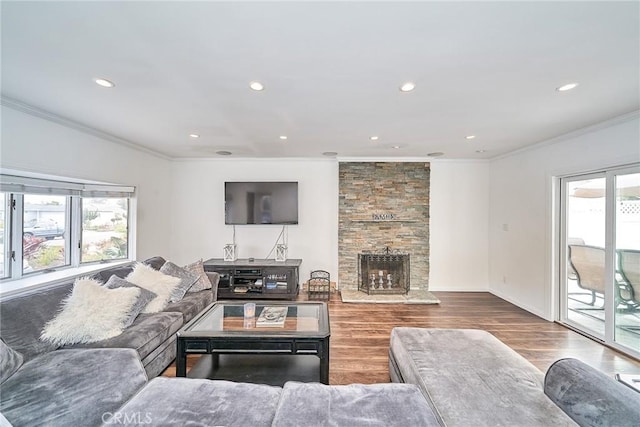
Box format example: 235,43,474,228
372,213,397,221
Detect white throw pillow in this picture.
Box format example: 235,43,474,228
41,277,140,346
125,263,181,313
183,259,212,292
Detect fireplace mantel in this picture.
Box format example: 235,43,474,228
349,219,422,223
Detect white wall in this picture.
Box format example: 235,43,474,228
488,113,640,320
429,161,490,291
0,106,174,260
169,159,339,282
170,158,491,291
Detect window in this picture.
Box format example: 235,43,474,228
81,197,129,262
0,174,135,286
23,194,69,273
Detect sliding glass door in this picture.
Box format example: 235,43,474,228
560,166,640,358
562,173,607,338
614,170,640,353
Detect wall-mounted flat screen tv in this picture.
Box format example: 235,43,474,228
225,182,298,225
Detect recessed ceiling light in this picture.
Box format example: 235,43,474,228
399,82,416,92
189,134,200,139
556,82,579,92
427,152,444,157
279,136,288,140
322,152,338,157
392,145,401,149
249,81,264,91
476,150,486,153
94,78,115,88
216,150,232,156
465,135,476,140
370,136,379,141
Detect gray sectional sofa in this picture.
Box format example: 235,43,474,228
0,256,219,426
105,378,441,427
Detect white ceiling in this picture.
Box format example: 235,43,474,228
2,1,639,160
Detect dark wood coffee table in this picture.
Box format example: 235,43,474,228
176,301,330,385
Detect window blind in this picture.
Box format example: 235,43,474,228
0,175,135,197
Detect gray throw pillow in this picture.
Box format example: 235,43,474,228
104,275,157,327
0,338,23,384
183,259,212,292
160,261,199,302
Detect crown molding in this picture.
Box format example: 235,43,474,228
492,110,640,162
5,95,633,165
337,156,489,163
1,96,171,161
171,156,339,163
337,156,432,162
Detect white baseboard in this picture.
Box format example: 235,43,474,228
489,288,552,321
428,286,490,292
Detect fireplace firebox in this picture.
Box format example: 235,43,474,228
358,248,410,295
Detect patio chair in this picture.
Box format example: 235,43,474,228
567,237,585,280
617,249,640,310
568,245,606,306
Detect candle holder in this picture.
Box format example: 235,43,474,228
223,244,237,261
275,244,288,262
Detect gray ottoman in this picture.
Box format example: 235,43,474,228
389,327,576,426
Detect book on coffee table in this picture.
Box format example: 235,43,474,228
256,306,288,327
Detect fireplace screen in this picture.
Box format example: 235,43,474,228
358,250,410,295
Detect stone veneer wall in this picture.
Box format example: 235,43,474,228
338,162,430,290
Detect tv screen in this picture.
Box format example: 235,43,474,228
225,182,298,225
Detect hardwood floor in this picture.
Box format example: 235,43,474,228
162,291,640,384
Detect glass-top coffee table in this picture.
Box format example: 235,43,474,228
176,301,330,385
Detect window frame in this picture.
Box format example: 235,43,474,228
0,174,136,288
21,193,72,275
0,193,11,279
80,196,131,264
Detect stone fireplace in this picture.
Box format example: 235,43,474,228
338,162,430,291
